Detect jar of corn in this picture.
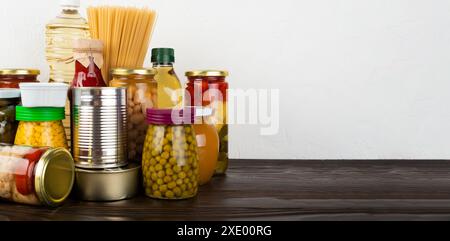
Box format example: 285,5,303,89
14,106,68,149
142,108,199,200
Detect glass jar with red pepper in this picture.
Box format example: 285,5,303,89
0,144,74,206
0,69,40,88
186,70,229,175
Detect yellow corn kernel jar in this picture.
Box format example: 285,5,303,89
14,106,68,149
142,108,199,200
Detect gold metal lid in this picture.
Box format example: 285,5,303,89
111,68,157,76
0,69,40,75
185,70,229,77
34,148,75,207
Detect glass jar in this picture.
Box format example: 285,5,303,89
186,70,229,175
193,108,219,185
0,89,21,144
0,144,75,206
71,39,106,88
110,68,158,163
14,107,68,149
0,69,40,88
142,108,199,200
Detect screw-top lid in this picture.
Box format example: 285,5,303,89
60,0,80,7
186,70,229,77
151,48,175,64
147,108,195,125
35,148,75,207
111,68,157,76
16,106,65,121
0,69,40,76
0,89,20,99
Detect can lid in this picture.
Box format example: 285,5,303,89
16,106,65,121
111,68,157,76
185,70,229,77
35,148,75,207
0,69,40,76
0,89,20,98
151,48,175,64
147,108,195,125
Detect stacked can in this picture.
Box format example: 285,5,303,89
71,87,140,201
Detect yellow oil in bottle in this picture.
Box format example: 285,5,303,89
154,66,183,108
46,2,90,84
152,48,183,108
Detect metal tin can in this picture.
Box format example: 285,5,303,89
74,164,140,201
71,87,128,169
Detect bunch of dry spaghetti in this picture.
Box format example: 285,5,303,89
87,6,157,82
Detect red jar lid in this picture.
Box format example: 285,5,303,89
147,108,195,125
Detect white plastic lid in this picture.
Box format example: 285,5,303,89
19,82,70,90
0,89,21,99
60,0,80,7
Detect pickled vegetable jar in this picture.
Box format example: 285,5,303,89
0,89,21,144
14,107,68,149
0,144,75,206
110,68,158,163
0,69,39,88
143,108,199,200
186,70,229,175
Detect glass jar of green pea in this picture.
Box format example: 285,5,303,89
142,108,199,200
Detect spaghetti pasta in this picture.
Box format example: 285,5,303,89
87,6,157,83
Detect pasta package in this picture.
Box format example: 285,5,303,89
87,6,157,83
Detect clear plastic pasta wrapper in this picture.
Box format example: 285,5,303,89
0,144,75,206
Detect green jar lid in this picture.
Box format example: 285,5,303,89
151,48,175,64
16,106,65,121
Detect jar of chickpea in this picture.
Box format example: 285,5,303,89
110,68,157,163
143,108,199,200
14,106,68,149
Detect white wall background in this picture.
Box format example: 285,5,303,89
1,0,450,159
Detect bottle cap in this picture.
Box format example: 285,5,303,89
151,48,175,64
147,108,195,125
16,106,65,121
0,89,20,99
60,0,80,8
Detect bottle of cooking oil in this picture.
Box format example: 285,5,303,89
46,0,90,84
151,48,183,108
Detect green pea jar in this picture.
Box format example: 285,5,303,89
142,108,199,200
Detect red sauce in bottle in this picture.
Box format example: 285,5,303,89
72,56,106,87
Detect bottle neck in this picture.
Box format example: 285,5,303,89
153,63,174,68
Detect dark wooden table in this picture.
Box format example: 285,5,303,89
2,159,450,221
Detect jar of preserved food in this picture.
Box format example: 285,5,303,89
14,106,68,149
0,69,40,88
193,108,219,185
0,144,75,206
110,68,158,163
0,89,21,144
142,108,199,200
186,70,229,175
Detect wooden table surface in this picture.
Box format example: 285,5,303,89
2,159,450,221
